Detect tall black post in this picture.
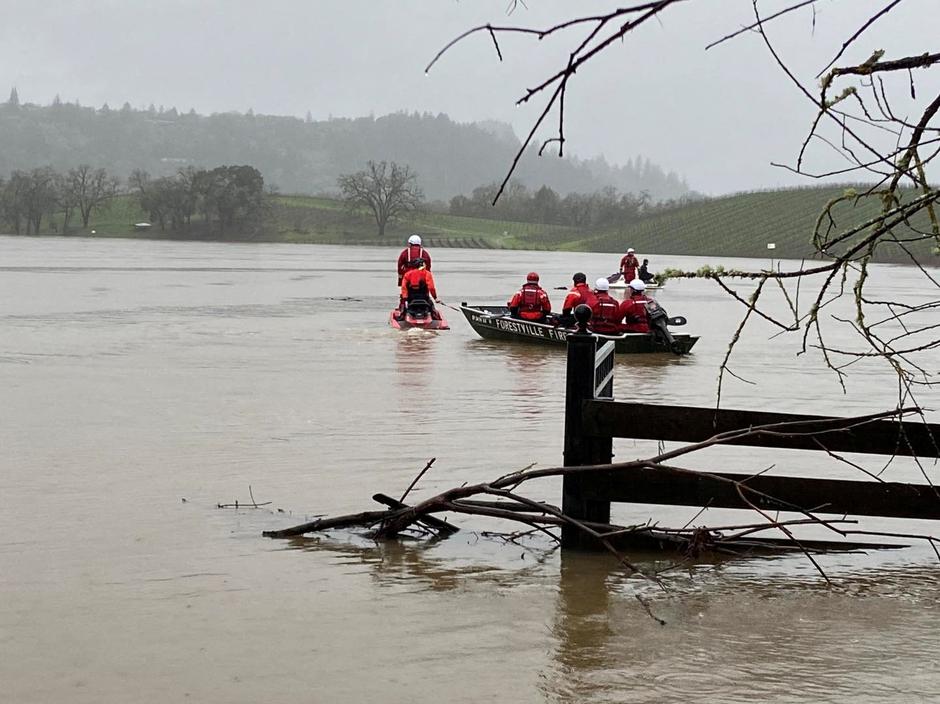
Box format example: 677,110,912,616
561,305,613,549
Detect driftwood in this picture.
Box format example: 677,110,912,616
372,493,459,536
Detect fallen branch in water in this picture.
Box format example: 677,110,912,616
264,409,940,587
218,485,271,509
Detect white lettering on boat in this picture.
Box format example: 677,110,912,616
468,311,569,341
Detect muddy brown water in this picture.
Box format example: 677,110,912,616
1,235,938,703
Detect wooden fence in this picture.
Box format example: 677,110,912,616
561,327,940,549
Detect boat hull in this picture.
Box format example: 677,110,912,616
460,305,697,354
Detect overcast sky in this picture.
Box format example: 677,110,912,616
1,0,936,195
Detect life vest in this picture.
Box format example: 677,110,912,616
517,283,547,320
621,294,651,332
590,292,622,333
593,293,620,323
520,284,540,309
405,245,427,269
621,255,639,280
405,273,429,298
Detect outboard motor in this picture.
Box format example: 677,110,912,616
645,298,685,355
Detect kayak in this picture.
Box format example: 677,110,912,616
459,304,697,355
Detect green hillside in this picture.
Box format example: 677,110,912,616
82,186,938,264
581,186,939,263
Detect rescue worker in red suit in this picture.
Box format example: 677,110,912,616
397,234,432,285
588,278,624,334
398,258,439,318
560,272,597,326
507,272,552,323
619,248,639,283
619,278,651,333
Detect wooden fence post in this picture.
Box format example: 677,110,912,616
562,305,613,548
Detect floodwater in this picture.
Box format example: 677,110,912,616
1,235,939,703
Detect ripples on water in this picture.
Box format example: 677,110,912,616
1,237,938,703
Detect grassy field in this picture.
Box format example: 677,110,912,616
74,188,939,264
271,195,577,249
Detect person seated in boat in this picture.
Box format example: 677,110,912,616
398,258,440,319
507,272,552,323
588,278,624,334
619,248,639,283
619,279,652,333
559,272,598,326
638,258,655,284
397,234,432,285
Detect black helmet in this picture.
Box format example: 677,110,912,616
413,257,426,267
573,272,586,284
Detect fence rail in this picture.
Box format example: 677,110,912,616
582,400,939,457
561,330,940,549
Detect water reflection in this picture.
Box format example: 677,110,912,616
496,343,564,418
394,330,439,418
283,534,556,593
543,551,615,701
279,530,940,703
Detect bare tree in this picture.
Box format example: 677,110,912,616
55,172,78,233
17,167,59,235
337,160,424,237
66,165,119,228
428,1,940,407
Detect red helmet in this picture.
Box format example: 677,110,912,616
526,272,540,282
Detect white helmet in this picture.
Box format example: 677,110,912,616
627,248,635,253
595,277,610,291
408,234,422,245
628,279,646,291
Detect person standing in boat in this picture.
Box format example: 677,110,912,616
619,248,639,283
638,258,655,284
588,278,624,334
559,272,597,326
507,272,552,323
397,234,431,285
619,279,651,333
398,258,439,317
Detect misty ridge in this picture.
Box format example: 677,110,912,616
0,92,690,203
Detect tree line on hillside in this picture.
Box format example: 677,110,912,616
449,181,700,228
335,159,703,237
0,163,267,237
0,90,690,201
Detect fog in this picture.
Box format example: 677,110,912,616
1,0,937,194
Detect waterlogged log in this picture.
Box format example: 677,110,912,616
262,509,392,539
